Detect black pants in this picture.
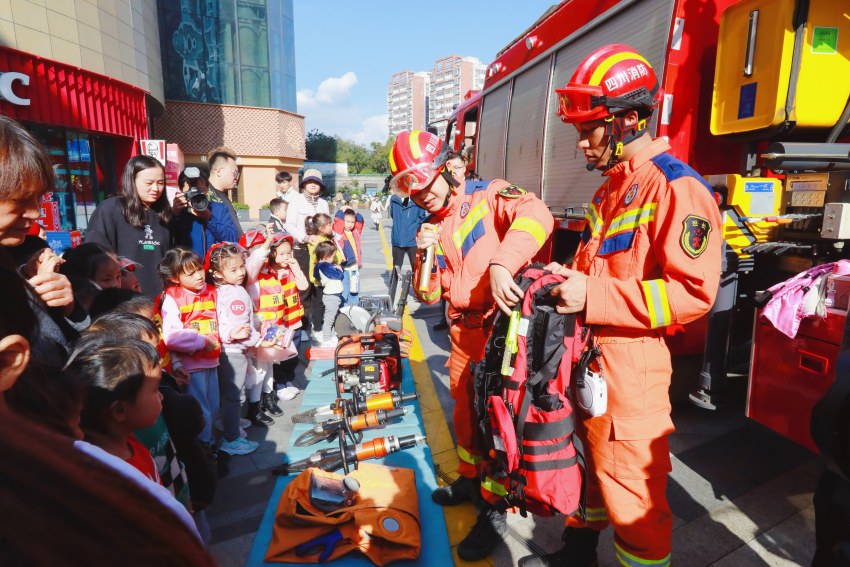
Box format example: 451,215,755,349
390,245,417,299
812,467,850,566
293,245,314,329
311,285,324,333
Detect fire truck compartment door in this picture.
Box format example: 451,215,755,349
711,0,850,136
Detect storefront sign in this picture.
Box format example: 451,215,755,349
140,139,167,165
0,71,29,106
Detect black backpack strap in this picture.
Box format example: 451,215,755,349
514,341,567,453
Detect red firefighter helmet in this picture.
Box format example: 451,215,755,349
556,44,661,124
388,130,451,197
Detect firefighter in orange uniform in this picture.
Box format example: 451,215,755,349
388,130,554,561
520,45,722,567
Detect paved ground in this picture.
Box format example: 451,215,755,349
209,213,819,566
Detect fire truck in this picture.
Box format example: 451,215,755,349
443,0,850,452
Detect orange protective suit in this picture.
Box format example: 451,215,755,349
565,138,721,566
414,178,554,478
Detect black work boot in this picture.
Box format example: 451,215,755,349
248,401,274,427
263,391,284,417
456,505,507,561
518,527,600,567
431,475,479,506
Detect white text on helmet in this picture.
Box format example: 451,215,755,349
604,63,649,91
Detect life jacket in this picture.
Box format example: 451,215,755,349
256,270,286,325
266,463,420,566
473,265,588,517
164,284,220,361
280,270,304,327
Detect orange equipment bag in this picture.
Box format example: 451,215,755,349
266,463,421,565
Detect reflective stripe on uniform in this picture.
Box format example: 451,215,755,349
179,301,215,313
615,542,670,567
508,217,547,247
452,201,489,250
188,319,217,335
605,203,656,237
420,286,441,302
481,476,508,497
259,293,284,309
585,203,603,238
457,445,482,465
583,506,609,522
641,279,672,328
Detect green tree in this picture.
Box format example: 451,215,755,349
305,129,337,162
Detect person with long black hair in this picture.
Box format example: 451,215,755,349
86,155,187,296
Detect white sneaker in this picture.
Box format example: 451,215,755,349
240,418,252,429
309,331,321,344
219,437,258,456
320,335,338,348
277,386,299,401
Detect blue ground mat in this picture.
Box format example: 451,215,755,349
245,357,453,566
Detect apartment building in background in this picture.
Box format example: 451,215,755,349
428,55,486,138
387,71,430,137
388,55,485,138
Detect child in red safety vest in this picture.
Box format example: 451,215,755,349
332,207,363,306
159,247,221,446
243,229,307,424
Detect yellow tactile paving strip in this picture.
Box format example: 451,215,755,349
378,222,488,566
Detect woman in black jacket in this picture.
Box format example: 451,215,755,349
85,155,188,296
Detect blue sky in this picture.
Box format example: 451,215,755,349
292,1,558,145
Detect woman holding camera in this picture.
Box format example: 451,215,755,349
172,167,239,258
86,155,183,297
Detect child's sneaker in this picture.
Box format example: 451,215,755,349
320,335,338,348
241,417,252,429
277,386,300,401
219,437,259,456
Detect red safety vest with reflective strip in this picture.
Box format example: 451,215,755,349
256,270,285,325
164,285,220,361
280,272,304,327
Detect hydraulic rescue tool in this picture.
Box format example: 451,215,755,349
290,390,418,424
272,434,427,475
293,407,408,447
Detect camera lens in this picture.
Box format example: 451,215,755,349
185,187,209,211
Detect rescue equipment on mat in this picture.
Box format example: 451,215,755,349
290,391,418,424
272,434,426,475
266,464,421,566
327,333,402,395
294,407,407,447
473,265,589,517
336,270,413,336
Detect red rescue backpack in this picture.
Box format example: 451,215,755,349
473,265,588,517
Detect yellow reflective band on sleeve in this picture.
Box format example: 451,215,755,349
259,293,285,309
257,311,277,321
457,445,482,465
452,201,489,250
615,542,670,567
605,203,657,237
179,301,215,313
508,217,547,248
583,507,609,522
585,203,602,238
481,476,508,497
641,279,672,329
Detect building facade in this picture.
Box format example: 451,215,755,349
428,55,485,138
0,0,163,234
387,71,429,137
154,0,304,217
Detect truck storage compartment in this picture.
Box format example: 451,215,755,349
711,0,850,137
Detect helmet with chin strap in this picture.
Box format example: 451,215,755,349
556,44,661,168
388,130,458,201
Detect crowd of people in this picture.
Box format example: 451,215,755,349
0,115,382,562
0,41,745,567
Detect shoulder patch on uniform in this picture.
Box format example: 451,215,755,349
680,215,712,258
498,184,527,199
650,153,713,195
